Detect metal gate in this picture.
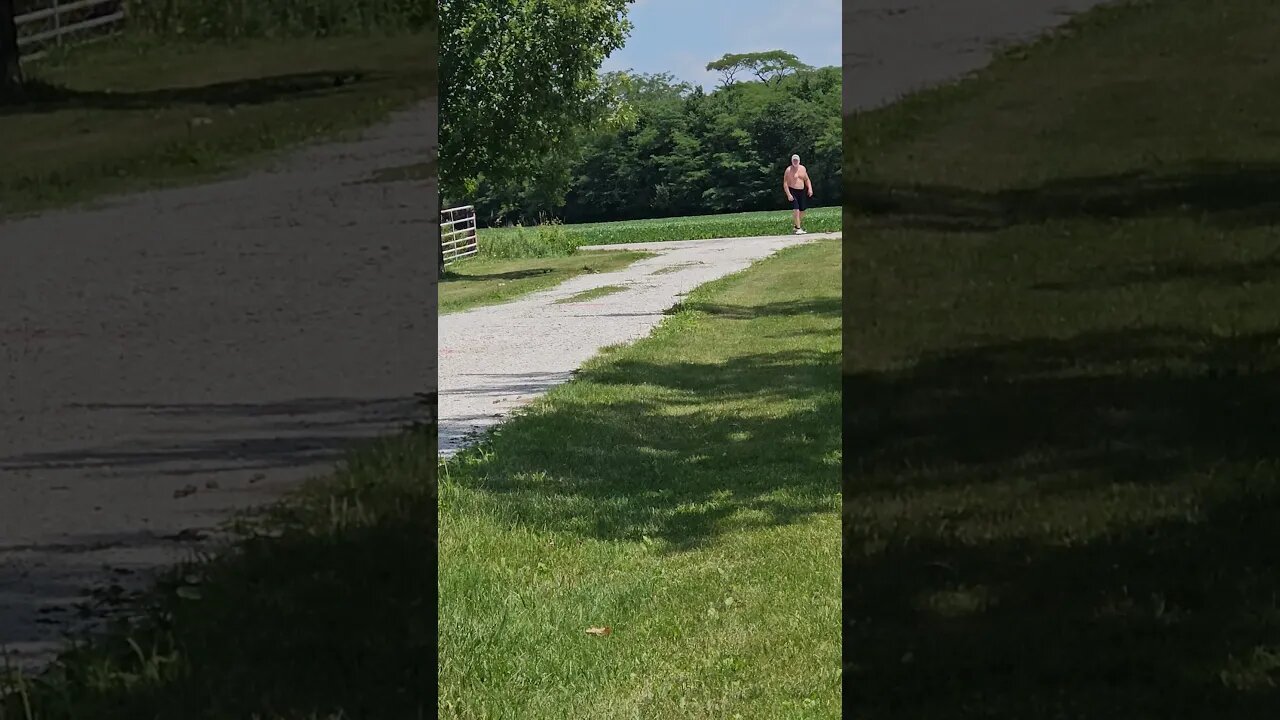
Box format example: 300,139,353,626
16,0,127,60
441,205,478,265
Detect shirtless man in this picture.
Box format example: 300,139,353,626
784,154,813,234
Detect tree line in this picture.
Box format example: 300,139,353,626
458,52,841,227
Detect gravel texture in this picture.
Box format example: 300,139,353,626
0,99,437,669
437,233,838,457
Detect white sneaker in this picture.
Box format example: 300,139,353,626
794,228,807,235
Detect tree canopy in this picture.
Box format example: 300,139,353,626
706,50,811,87
469,60,841,226
439,0,634,203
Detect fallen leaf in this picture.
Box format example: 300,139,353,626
585,626,612,637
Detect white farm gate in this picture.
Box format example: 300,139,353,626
440,204,478,266
15,0,126,60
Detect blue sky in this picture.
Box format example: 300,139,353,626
600,0,841,90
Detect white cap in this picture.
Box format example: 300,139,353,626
791,154,800,161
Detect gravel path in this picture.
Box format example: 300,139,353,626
0,99,436,668
846,0,1115,111
438,233,838,457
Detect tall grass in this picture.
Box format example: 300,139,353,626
477,220,581,259
121,0,435,38
477,206,843,258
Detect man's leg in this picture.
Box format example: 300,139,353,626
793,208,801,229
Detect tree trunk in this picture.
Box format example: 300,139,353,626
0,0,23,103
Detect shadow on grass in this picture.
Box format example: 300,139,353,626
844,328,1280,717
847,493,1280,718
1032,251,1280,291
2,427,436,719
849,160,1280,231
458,313,840,550
670,297,844,319
848,328,1280,486
0,71,383,117
443,267,555,282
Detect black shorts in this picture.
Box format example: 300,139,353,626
790,189,809,211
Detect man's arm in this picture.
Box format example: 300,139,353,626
804,168,814,195
783,172,793,199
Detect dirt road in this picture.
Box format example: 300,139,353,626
0,100,437,668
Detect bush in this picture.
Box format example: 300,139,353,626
478,219,580,259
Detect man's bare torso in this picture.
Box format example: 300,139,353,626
785,165,809,190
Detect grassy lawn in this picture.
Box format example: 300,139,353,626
442,252,649,315
479,205,841,250
845,1,1280,717
1,33,432,217
439,239,841,718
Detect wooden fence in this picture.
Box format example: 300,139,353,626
15,0,126,60
441,205,479,266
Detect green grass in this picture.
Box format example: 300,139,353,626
439,239,841,718
844,1,1280,717
0,33,432,217
650,261,707,276
478,205,841,251
555,284,629,304
442,252,649,315
0,426,435,719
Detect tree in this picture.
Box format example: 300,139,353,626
706,53,744,88
0,0,23,103
438,0,634,204
474,61,841,225
706,50,811,87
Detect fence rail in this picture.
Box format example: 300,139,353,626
15,0,125,59
441,205,479,265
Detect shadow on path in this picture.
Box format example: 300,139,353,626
0,396,422,476
0,71,382,118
